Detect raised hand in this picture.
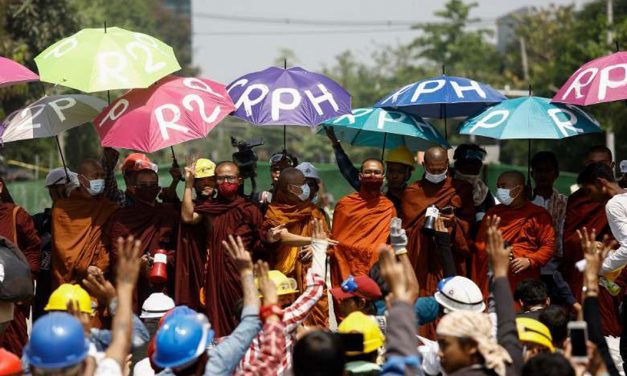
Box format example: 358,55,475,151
434,216,448,233
324,126,339,144
485,215,510,278
115,236,142,288
255,261,278,306
223,235,253,275
83,268,116,307
390,217,408,251
184,154,198,186
378,245,413,304
578,227,617,282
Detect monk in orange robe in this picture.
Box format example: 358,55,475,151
263,167,330,325
474,171,555,295
108,167,178,312
52,159,118,286
0,179,41,356
182,161,263,336
402,146,475,295
331,158,396,283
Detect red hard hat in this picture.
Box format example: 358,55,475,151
0,348,22,375
121,153,158,174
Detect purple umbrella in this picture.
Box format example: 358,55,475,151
0,56,39,87
226,66,351,127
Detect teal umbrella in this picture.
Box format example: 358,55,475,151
458,96,601,139
320,107,449,156
459,96,601,187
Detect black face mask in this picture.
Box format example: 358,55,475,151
134,185,160,203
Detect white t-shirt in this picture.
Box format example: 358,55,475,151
602,193,627,274
94,358,122,376
133,358,156,376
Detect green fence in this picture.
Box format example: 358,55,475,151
6,163,578,214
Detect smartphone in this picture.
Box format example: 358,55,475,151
441,206,454,215
337,332,364,353
568,321,588,361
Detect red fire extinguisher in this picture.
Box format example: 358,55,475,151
150,249,168,284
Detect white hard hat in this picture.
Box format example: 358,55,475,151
44,167,77,187
296,162,320,182
620,160,627,174
434,276,485,313
140,292,175,319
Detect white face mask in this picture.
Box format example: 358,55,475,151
295,184,310,202
425,169,448,184
496,186,520,206
86,179,105,196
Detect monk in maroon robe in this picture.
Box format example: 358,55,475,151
108,168,178,312
0,179,41,357
181,161,263,336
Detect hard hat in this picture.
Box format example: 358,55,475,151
434,276,486,313
141,293,175,319
153,313,214,369
256,271,299,296
159,305,197,328
385,146,415,168
0,348,21,375
194,159,216,179
331,275,382,301
121,153,158,174
24,313,90,369
296,162,320,182
45,284,93,314
516,317,555,353
44,167,77,187
338,311,384,355
620,160,627,174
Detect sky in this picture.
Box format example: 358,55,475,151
191,0,585,84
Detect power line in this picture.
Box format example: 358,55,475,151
193,27,416,36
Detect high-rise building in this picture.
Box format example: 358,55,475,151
495,6,533,53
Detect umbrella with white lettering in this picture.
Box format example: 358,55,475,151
552,51,627,106
93,75,234,153
374,74,506,138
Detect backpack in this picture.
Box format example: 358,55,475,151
0,206,34,302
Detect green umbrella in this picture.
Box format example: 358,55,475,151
35,26,181,92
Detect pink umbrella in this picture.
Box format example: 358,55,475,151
0,56,39,87
94,75,235,153
553,51,627,105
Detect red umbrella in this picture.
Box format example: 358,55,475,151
94,75,235,153
0,56,39,87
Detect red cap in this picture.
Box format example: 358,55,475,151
330,275,382,301
0,348,21,375
121,153,158,173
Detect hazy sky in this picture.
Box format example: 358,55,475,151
191,0,584,84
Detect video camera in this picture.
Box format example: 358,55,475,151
231,137,263,180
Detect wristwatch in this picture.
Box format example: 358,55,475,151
260,304,284,322
582,285,599,295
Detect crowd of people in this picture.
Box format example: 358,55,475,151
0,132,625,376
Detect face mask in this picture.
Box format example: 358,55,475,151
312,193,319,204
360,175,384,191
295,184,310,201
86,179,104,196
496,187,520,206
134,185,160,203
218,182,239,198
425,169,448,184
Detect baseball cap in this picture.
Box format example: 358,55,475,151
331,275,382,301
45,167,77,187
296,162,320,182
194,159,216,179
121,153,158,174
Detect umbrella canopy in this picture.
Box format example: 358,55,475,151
35,26,180,92
458,96,601,139
94,75,234,153
0,56,39,87
321,107,449,151
0,94,106,143
226,66,351,126
553,51,627,106
374,74,506,118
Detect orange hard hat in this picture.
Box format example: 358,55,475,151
0,348,21,376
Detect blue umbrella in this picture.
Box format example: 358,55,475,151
320,107,449,158
374,74,506,138
459,96,601,186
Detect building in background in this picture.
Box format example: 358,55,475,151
495,6,533,53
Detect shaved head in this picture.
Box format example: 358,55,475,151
361,158,384,172
278,168,305,192
424,146,448,164
216,161,240,176
79,159,104,180
500,171,525,186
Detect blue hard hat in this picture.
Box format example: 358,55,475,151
153,313,214,369
161,305,196,324
24,312,90,369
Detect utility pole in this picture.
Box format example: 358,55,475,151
519,37,530,83
606,0,616,161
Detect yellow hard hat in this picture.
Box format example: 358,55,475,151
194,158,216,179
256,270,299,296
516,317,555,352
385,146,415,168
45,284,93,314
338,311,385,354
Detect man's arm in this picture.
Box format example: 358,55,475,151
325,127,360,191
102,147,122,202
181,162,202,224
526,214,557,268
434,217,456,278
206,235,261,376
601,202,627,274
